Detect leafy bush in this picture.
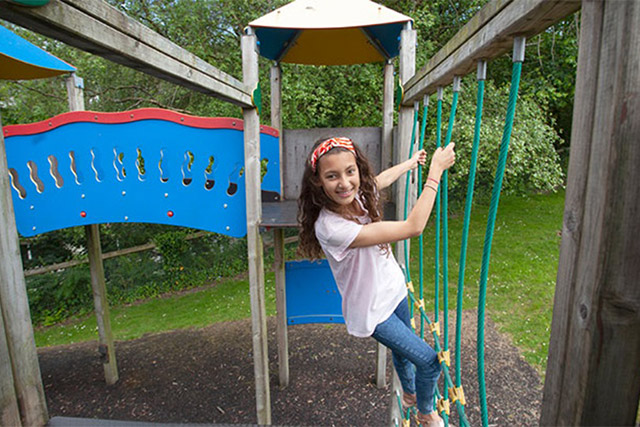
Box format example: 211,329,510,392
26,265,93,325
423,77,564,205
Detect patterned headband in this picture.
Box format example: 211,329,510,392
310,137,356,172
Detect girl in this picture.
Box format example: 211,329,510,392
297,136,455,427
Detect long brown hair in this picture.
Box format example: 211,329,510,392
297,137,384,259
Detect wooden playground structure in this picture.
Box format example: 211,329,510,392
0,0,639,426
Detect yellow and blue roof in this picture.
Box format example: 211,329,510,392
0,24,75,80
248,0,412,66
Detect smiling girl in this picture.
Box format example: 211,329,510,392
297,137,455,426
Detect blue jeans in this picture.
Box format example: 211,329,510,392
372,297,441,414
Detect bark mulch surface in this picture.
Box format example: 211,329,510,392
39,310,542,426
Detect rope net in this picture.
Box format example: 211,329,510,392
393,38,525,427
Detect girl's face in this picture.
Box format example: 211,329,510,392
316,150,360,208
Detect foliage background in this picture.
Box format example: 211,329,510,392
0,0,577,324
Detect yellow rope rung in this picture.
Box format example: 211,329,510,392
438,350,451,367
437,398,451,416
449,385,466,406
413,298,424,311
402,417,411,427
406,281,415,293
429,321,441,337
411,317,416,330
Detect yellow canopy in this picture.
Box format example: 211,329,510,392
248,0,412,66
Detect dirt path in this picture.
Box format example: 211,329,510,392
39,311,542,426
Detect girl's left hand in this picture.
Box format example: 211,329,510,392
410,149,428,169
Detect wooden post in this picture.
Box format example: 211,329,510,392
270,62,289,388
388,371,402,427
0,115,48,426
390,21,416,426
66,73,119,385
376,60,395,390
0,302,21,427
395,22,417,271
242,28,271,425
381,60,395,173
85,225,118,385
541,1,640,424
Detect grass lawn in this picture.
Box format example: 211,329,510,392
35,190,565,375
410,190,564,373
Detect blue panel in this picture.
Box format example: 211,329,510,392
254,27,298,61
5,118,280,238
285,259,344,325
259,132,280,195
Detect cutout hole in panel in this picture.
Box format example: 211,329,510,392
27,161,45,193
226,164,240,196
182,151,194,186
90,149,103,182
136,148,146,181
8,168,27,199
261,158,269,183
226,181,237,195
69,151,82,184
158,149,168,183
48,155,64,188
204,155,215,190
113,149,126,181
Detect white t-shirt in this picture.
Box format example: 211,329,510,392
314,200,407,337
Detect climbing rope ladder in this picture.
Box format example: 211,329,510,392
393,37,526,427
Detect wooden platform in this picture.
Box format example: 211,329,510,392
261,201,299,229
261,200,397,229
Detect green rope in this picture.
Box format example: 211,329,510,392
440,86,459,427
405,290,470,427
434,93,443,324
403,104,420,285
455,70,485,427
418,99,429,339
477,59,523,427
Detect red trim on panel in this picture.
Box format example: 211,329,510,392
3,108,279,138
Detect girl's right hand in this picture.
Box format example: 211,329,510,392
431,143,456,172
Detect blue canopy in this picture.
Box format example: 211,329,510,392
0,24,75,80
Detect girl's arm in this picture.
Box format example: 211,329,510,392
351,143,455,248
375,149,427,190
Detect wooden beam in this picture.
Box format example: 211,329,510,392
0,114,48,427
0,305,21,427
541,0,640,424
403,0,580,103
66,72,119,385
0,0,252,107
395,24,416,273
390,22,416,427
242,31,271,425
381,62,394,174
270,63,289,389
375,61,394,390
23,231,208,277
85,224,118,385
